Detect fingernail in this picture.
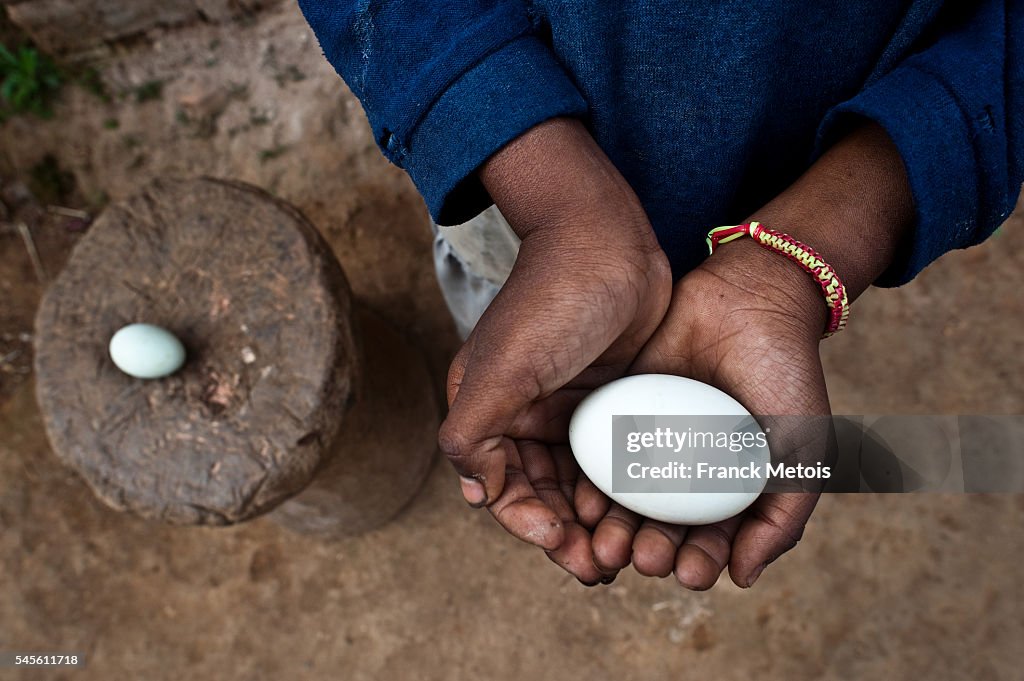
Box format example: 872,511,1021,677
676,575,699,591
675,571,709,591
459,476,487,507
746,563,767,588
600,573,618,585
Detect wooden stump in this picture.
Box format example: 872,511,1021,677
34,178,361,525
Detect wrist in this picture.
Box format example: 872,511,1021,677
700,122,913,340
479,117,669,285
702,236,827,341
748,122,914,302
479,118,662,253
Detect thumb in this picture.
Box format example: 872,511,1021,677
439,247,630,505
441,331,502,506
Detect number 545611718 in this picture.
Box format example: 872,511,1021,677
4,653,84,667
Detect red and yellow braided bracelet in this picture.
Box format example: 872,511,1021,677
706,221,850,338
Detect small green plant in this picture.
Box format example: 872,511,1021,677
0,43,62,120
134,79,164,103
74,66,110,103
258,145,289,163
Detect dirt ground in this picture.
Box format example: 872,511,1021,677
1,4,1022,680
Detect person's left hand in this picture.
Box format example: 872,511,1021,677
578,236,829,589
575,121,916,589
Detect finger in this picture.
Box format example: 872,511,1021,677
574,474,610,529
674,516,743,590
537,445,612,584
549,445,582,511
592,503,643,572
631,520,686,578
485,439,565,550
547,522,607,586
440,335,530,506
721,363,827,588
442,329,508,506
444,327,476,407
728,492,819,588
519,440,574,521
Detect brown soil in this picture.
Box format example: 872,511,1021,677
1,4,1022,680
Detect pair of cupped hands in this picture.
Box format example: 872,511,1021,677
439,117,913,589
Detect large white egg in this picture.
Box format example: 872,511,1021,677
109,323,186,379
569,374,769,525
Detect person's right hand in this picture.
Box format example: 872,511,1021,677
439,118,672,584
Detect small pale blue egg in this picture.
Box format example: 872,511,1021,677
109,323,186,379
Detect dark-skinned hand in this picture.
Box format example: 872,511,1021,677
440,117,672,584
582,122,915,588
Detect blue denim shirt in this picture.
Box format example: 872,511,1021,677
298,1,1022,284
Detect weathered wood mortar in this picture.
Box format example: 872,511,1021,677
34,178,437,535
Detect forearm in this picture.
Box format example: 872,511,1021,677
478,118,665,261
749,122,915,301
706,123,915,338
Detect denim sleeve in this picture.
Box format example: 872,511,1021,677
297,1,588,225
817,1,1023,286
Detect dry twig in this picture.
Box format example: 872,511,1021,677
16,221,47,283
47,205,91,220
